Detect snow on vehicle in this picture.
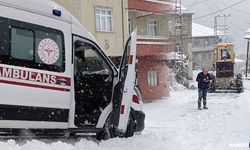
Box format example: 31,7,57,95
0,0,145,139
209,43,243,93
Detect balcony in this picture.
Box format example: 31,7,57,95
136,35,175,58
128,0,174,14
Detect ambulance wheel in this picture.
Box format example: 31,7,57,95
124,115,135,138
96,115,115,141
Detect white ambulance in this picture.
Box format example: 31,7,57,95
0,0,145,139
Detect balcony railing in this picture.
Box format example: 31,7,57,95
137,35,171,45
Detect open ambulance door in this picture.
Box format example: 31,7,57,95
111,30,137,133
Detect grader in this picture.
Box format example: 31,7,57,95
209,43,243,93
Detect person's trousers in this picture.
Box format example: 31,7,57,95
198,88,208,107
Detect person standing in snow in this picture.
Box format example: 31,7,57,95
196,68,211,110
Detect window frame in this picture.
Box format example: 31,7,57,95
0,16,66,73
148,70,158,87
95,7,114,32
147,20,159,37
10,26,35,61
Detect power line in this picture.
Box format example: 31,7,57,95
235,42,245,50
207,0,216,13
227,19,245,35
186,0,198,7
193,0,247,20
210,0,245,34
209,0,220,12
217,0,250,16
216,0,250,15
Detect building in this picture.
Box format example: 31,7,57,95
128,0,193,101
128,0,174,101
192,22,220,70
55,0,128,65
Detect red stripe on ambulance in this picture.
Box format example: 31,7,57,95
0,66,71,92
0,79,70,92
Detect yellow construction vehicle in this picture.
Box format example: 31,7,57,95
209,43,243,93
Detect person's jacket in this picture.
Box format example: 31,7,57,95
196,72,211,89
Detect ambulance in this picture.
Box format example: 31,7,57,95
0,0,145,139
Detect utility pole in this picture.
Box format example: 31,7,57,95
174,0,184,83
214,16,218,37
174,0,183,58
246,39,249,77
214,14,231,43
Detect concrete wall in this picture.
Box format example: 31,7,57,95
55,0,128,57
129,11,170,38
193,51,213,70
191,36,217,70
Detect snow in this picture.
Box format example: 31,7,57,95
144,0,193,14
235,58,245,63
192,22,214,37
192,22,223,37
166,52,181,60
1,79,250,149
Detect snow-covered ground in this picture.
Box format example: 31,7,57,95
1,80,250,150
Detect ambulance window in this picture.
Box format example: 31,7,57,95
10,27,34,60
75,43,110,75
35,30,63,68
119,37,131,79
0,17,9,56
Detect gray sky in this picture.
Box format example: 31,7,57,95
182,0,250,56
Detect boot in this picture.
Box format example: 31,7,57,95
198,99,202,110
203,99,208,109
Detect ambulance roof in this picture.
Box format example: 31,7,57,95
0,0,72,22
0,0,96,41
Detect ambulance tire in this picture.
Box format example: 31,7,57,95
96,115,115,141
124,115,135,138
96,115,135,140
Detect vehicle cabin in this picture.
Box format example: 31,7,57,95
215,43,235,63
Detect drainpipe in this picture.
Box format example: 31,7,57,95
246,39,249,78
121,0,125,49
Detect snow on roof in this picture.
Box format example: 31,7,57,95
246,28,250,33
166,52,187,60
144,0,193,14
192,22,223,37
245,28,250,39
166,52,180,60
235,58,245,63
192,22,215,37
145,0,172,5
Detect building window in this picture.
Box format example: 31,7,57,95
168,20,174,35
95,7,113,32
147,20,159,36
128,19,132,34
148,71,158,87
